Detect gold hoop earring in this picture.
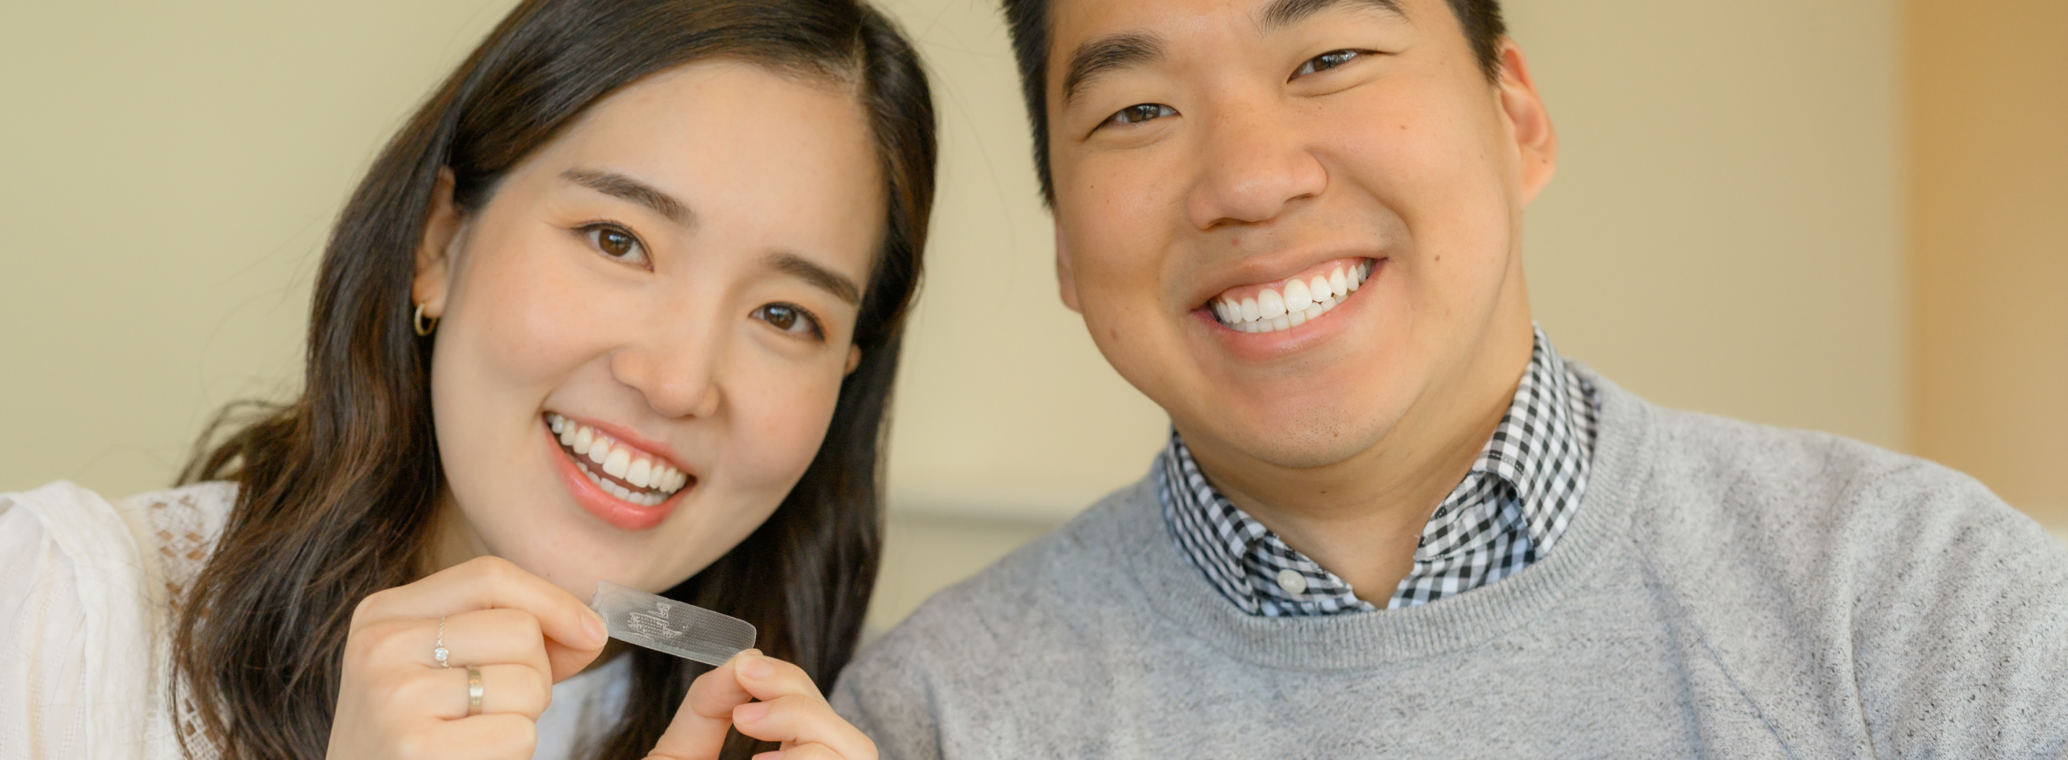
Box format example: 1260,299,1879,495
413,302,438,337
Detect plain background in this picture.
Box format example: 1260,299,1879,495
1,0,2059,630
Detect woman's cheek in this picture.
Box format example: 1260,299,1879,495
734,353,848,487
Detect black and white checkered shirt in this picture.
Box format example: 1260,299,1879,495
1159,325,1600,616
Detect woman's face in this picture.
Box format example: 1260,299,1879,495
412,60,884,598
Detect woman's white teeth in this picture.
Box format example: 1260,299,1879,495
543,413,690,501
1213,260,1372,334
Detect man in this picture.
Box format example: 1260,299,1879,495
832,0,2068,755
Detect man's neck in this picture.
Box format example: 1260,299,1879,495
1181,329,1534,606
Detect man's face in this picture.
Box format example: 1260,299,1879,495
1045,0,1554,472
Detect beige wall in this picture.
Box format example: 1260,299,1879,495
0,1,517,498
0,0,2051,630
1908,0,2068,528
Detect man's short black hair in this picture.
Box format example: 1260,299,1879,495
1001,0,1507,204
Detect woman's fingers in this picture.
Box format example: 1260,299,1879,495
426,713,539,760
729,655,875,760
360,608,553,675
766,744,857,760
390,664,550,721
351,556,607,679
645,650,763,760
732,695,875,760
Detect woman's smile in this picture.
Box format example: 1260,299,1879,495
543,412,693,531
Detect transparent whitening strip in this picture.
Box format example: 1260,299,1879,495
590,581,757,667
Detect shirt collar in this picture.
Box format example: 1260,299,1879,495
1157,323,1595,612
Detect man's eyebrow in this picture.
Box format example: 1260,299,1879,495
1261,0,1406,31
560,168,695,228
765,251,862,307
1060,32,1165,107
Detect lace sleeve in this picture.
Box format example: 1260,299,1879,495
134,482,236,760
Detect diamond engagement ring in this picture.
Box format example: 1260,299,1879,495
434,616,450,668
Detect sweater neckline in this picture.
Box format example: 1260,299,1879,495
1122,366,1655,671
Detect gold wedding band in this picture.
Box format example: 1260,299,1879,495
465,665,484,716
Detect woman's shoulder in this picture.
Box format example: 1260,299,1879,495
0,479,236,757
123,481,238,596
0,479,239,620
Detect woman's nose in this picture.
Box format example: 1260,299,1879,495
608,314,724,420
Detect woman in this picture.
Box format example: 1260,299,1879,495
0,0,933,758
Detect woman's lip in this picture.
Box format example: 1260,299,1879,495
547,412,691,477
546,424,683,531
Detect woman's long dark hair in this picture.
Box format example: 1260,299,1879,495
171,1,934,757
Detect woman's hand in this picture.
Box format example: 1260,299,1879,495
327,556,609,759
646,650,877,760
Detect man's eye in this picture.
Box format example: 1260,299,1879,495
1102,103,1177,128
580,224,649,266
754,303,823,338
1293,50,1362,78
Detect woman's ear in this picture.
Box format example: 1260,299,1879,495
412,167,465,317
845,345,862,375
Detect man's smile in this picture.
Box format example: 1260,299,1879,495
1207,257,1375,333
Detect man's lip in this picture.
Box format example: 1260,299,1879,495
1199,257,1385,358
547,425,684,531
1187,253,1384,310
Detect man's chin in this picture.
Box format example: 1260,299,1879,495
1178,409,1400,473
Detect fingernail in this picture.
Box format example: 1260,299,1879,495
584,610,607,644
738,654,773,679
735,701,770,722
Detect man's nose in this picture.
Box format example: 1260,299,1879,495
1185,101,1328,231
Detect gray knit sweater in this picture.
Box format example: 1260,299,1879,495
832,372,2068,758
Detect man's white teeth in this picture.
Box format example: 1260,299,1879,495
1257,288,1286,320
543,413,690,501
1212,260,1373,334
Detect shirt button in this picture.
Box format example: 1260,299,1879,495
1275,569,1308,595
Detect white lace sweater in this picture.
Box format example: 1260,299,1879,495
0,481,627,760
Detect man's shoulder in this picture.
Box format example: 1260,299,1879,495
833,477,1165,747
1605,384,2067,643
1632,401,2018,540
865,478,1158,659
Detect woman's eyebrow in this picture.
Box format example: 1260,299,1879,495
765,251,862,307
560,168,696,228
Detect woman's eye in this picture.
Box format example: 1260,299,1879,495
1102,103,1177,128
754,304,822,338
580,224,649,266
1294,50,1362,78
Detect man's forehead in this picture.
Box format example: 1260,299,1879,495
1050,0,1408,45
1050,0,1412,103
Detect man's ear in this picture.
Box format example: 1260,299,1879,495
1053,216,1082,314
412,167,465,318
1493,39,1558,204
